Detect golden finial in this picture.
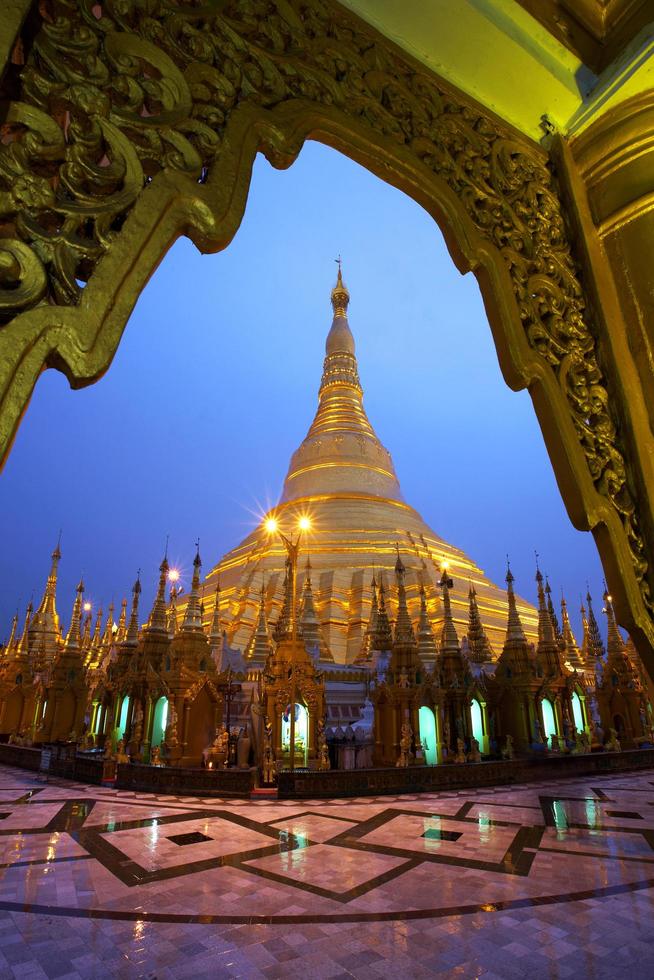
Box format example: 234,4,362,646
331,256,350,316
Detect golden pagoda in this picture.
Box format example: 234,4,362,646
193,269,539,663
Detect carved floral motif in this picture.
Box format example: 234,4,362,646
0,0,650,610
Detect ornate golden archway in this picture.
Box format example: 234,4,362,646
1,0,653,664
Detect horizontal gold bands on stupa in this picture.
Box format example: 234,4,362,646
285,460,398,482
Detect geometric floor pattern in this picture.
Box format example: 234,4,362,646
0,764,653,976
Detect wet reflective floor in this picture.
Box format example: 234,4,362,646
0,765,652,977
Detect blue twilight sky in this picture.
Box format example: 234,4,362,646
0,141,606,642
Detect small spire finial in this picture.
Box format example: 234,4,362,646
331,259,349,316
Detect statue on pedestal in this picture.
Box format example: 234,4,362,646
262,717,276,783
150,745,163,766
454,738,466,764
396,723,412,767
469,737,481,763
115,739,129,764
606,728,622,752
501,734,514,760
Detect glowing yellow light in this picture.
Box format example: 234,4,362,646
607,594,613,602
265,517,279,534
83,602,92,612
298,516,312,531
168,568,180,583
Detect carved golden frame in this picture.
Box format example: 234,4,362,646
1,0,652,661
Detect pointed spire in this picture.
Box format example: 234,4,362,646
545,578,563,645
29,537,62,655
498,563,533,678
535,566,565,675
560,596,584,671
85,606,104,669
147,551,169,633
279,269,403,504
248,584,273,664
125,575,141,645
299,557,330,659
4,612,18,655
64,578,85,651
603,587,625,659
116,598,127,642
102,603,115,649
209,578,222,643
586,589,606,663
181,546,203,633
17,601,33,656
466,584,494,664
168,585,179,637
81,610,92,652
373,573,393,652
416,580,438,666
536,567,556,646
393,547,415,645
357,571,379,662
505,563,527,644
439,567,459,653
273,559,292,642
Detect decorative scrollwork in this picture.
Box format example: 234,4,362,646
0,0,650,611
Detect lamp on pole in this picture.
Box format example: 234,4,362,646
264,513,312,771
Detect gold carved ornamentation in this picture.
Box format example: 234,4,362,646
0,0,651,639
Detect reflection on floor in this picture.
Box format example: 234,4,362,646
0,764,651,976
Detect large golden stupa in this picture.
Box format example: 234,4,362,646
199,270,538,664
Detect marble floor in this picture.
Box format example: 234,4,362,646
0,766,652,978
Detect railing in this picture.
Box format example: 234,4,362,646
116,763,256,798
277,747,654,798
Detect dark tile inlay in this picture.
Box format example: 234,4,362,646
606,810,643,820
167,831,212,846
421,829,462,842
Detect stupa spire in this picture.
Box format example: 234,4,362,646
560,596,584,671
102,603,115,650
248,584,273,664
209,578,222,643
416,580,438,666
280,269,403,504
535,565,565,675
147,550,170,633
497,563,535,680
299,557,330,660
357,571,379,662
466,584,494,664
373,573,394,652
125,575,141,645
393,548,415,645
168,585,179,637
17,601,33,656
81,610,92,653
439,568,460,654
5,612,19,654
116,598,127,642
29,537,62,656
586,590,606,664
64,579,84,650
603,587,625,658
181,546,203,633
505,563,526,643
545,577,563,645
273,559,293,643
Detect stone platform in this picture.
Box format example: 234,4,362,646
0,761,651,976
